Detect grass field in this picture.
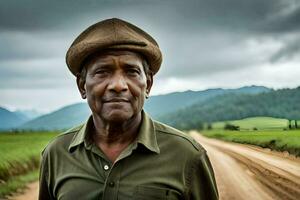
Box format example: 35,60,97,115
201,129,300,156
203,117,300,156
211,117,289,130
0,131,58,198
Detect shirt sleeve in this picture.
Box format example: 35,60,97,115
38,152,54,200
189,152,219,200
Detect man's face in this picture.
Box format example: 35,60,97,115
77,51,153,123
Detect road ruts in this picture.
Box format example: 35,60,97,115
190,131,300,200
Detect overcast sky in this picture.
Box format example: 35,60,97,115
1,0,300,112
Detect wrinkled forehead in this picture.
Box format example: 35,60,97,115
83,50,144,69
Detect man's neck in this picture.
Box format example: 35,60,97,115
91,113,142,162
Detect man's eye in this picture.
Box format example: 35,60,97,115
95,70,109,75
127,69,140,75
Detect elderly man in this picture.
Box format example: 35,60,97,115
39,18,218,200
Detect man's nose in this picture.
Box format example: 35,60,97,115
108,73,128,93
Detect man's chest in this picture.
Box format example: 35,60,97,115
50,149,187,200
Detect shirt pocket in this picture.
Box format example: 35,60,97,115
132,185,183,200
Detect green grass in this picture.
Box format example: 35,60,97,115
212,117,289,130
0,170,39,198
0,131,58,198
201,129,300,156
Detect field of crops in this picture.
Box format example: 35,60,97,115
203,117,300,156
0,131,58,197
211,117,289,130
202,129,300,156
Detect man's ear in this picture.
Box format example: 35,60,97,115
146,72,153,97
76,73,87,99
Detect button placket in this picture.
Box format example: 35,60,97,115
102,161,123,200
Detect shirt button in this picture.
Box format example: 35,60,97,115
108,181,115,187
103,164,109,171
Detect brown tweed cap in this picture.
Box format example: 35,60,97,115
66,18,162,76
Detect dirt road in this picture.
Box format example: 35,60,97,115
190,131,300,200
8,181,38,200
9,132,300,200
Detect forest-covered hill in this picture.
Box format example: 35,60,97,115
159,87,300,130
144,86,269,118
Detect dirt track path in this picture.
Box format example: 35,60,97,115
9,132,300,200
8,181,38,200
190,131,300,200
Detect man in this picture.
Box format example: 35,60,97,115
39,18,218,200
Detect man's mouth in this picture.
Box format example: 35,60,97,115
103,98,130,103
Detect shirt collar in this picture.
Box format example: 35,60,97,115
68,110,160,154
135,111,160,154
68,115,93,152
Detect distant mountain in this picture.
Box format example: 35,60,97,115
16,85,270,131
14,109,43,120
19,103,90,130
144,85,270,118
160,87,300,130
0,107,29,130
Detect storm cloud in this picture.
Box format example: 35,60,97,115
1,0,300,111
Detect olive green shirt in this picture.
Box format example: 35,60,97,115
39,111,218,200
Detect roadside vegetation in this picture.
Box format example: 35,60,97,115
201,117,300,157
0,131,58,198
1,116,299,197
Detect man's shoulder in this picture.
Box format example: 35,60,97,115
153,120,206,154
42,124,84,155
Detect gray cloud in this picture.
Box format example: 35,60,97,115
0,0,116,31
270,37,300,63
157,31,257,78
1,0,300,110
0,31,69,61
0,58,74,89
257,1,300,34
0,0,293,32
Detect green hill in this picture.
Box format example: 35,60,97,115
160,87,300,130
19,103,90,130
0,107,29,130
145,86,270,118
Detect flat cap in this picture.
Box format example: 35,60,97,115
66,18,162,76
